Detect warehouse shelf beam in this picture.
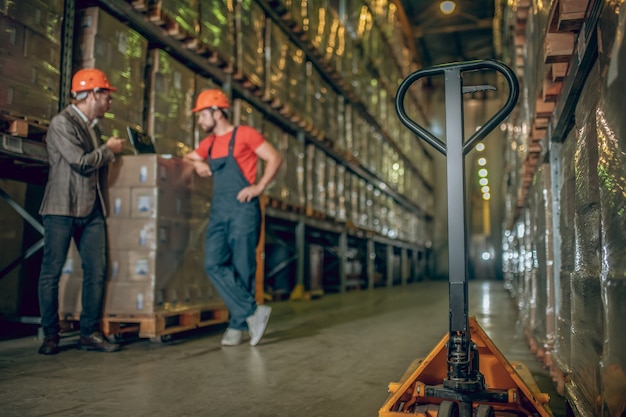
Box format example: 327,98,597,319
0,189,44,281
59,0,76,111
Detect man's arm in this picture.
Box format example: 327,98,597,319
255,142,282,191
184,150,212,177
236,141,282,203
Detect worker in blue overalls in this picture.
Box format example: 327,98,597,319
185,89,282,346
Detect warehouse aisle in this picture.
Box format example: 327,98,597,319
0,280,565,417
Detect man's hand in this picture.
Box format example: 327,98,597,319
193,160,212,177
237,184,263,203
105,136,126,153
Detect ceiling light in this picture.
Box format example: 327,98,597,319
476,143,485,151
478,168,488,177
478,157,487,166
440,1,456,15
482,192,491,200
481,186,490,193
479,178,489,186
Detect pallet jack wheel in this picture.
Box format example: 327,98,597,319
150,334,172,344
474,405,494,417
438,401,459,417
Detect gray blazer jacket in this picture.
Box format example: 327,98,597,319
39,105,115,217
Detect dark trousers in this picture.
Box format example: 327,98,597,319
38,204,107,336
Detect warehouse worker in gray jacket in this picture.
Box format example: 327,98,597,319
37,68,125,355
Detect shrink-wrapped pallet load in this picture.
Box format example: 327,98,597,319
235,0,265,91
74,7,148,154
146,49,195,157
0,1,63,121
104,155,219,315
198,0,235,68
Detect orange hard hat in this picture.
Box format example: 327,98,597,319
192,89,230,112
71,68,117,94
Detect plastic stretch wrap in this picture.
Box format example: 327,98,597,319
0,14,60,120
526,163,549,350
567,62,604,416
266,21,290,106
313,147,326,214
99,155,219,315
153,0,199,37
372,188,381,234
554,127,577,375
198,0,234,65
235,0,264,90
305,0,329,56
258,119,282,201
326,156,337,218
595,4,626,414
147,49,195,157
336,165,346,221
233,98,263,130
0,0,63,42
283,132,305,208
522,0,551,140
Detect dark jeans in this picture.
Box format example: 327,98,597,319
38,204,107,337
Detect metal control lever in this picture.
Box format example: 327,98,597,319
394,60,519,414
462,84,496,94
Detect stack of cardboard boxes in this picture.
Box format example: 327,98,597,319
104,155,218,315
74,7,148,154
0,0,64,121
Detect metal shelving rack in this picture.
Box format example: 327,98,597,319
0,0,433,298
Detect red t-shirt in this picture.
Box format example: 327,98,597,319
194,125,265,184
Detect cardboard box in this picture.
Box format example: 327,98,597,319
106,218,163,251
104,281,159,314
108,155,181,188
107,187,131,218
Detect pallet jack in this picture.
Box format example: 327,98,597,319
379,60,553,417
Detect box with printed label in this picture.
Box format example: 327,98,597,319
108,155,182,188
104,281,158,314
107,187,131,218
106,218,164,251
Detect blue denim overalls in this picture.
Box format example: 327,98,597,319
204,127,261,330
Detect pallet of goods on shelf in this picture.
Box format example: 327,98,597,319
259,119,305,212
146,49,196,157
198,0,235,70
74,6,148,155
0,8,62,124
234,0,265,92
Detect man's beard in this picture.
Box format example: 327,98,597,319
202,122,215,134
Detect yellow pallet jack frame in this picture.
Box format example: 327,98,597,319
380,61,552,417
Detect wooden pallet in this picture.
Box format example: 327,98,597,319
265,195,306,215
0,110,48,141
102,304,228,341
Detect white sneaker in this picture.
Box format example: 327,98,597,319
246,305,272,346
221,328,244,346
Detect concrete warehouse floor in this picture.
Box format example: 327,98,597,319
0,280,566,417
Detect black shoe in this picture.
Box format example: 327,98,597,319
77,332,121,352
38,335,60,355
